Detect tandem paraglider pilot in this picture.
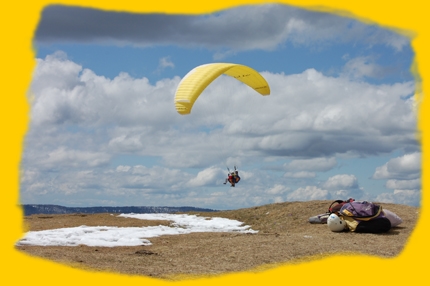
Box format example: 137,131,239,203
223,166,241,187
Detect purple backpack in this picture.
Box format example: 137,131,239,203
339,201,391,233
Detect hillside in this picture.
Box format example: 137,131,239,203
16,200,419,280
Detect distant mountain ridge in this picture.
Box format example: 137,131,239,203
21,204,218,216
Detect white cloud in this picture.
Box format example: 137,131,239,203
20,52,418,208
284,157,337,172
283,171,316,178
375,189,420,207
370,153,421,207
39,147,111,169
159,57,174,69
30,54,178,128
31,51,82,92
116,165,188,190
287,186,330,201
187,167,224,187
155,57,175,74
321,174,358,190
373,152,421,180
265,184,290,195
29,55,416,161
108,135,144,152
386,178,421,190
341,55,389,80
116,165,131,172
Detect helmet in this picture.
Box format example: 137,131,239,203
327,213,346,232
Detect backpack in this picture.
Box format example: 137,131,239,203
308,198,355,224
339,201,391,233
328,198,355,214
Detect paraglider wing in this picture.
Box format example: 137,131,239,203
174,63,270,115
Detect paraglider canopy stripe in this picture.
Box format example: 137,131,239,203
174,63,270,115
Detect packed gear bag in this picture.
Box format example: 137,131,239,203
308,198,355,224
339,201,391,233
328,198,355,214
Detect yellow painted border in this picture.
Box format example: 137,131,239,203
2,0,427,285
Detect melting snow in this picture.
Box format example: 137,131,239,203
16,213,257,247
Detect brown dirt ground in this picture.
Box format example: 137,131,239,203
15,200,419,280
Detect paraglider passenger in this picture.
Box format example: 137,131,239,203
223,166,240,187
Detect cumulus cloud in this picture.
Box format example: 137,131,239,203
27,53,416,166
187,167,224,187
321,174,358,190
41,147,111,169
20,52,418,208
314,174,366,200
368,153,421,206
385,178,421,190
31,51,82,92
375,189,421,207
22,3,417,209
372,152,421,180
108,135,144,153
30,54,178,128
287,186,330,201
265,184,290,195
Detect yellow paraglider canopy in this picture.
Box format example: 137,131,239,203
174,63,270,115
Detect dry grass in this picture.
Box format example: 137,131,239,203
15,200,419,280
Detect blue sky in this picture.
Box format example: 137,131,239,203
21,4,420,209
